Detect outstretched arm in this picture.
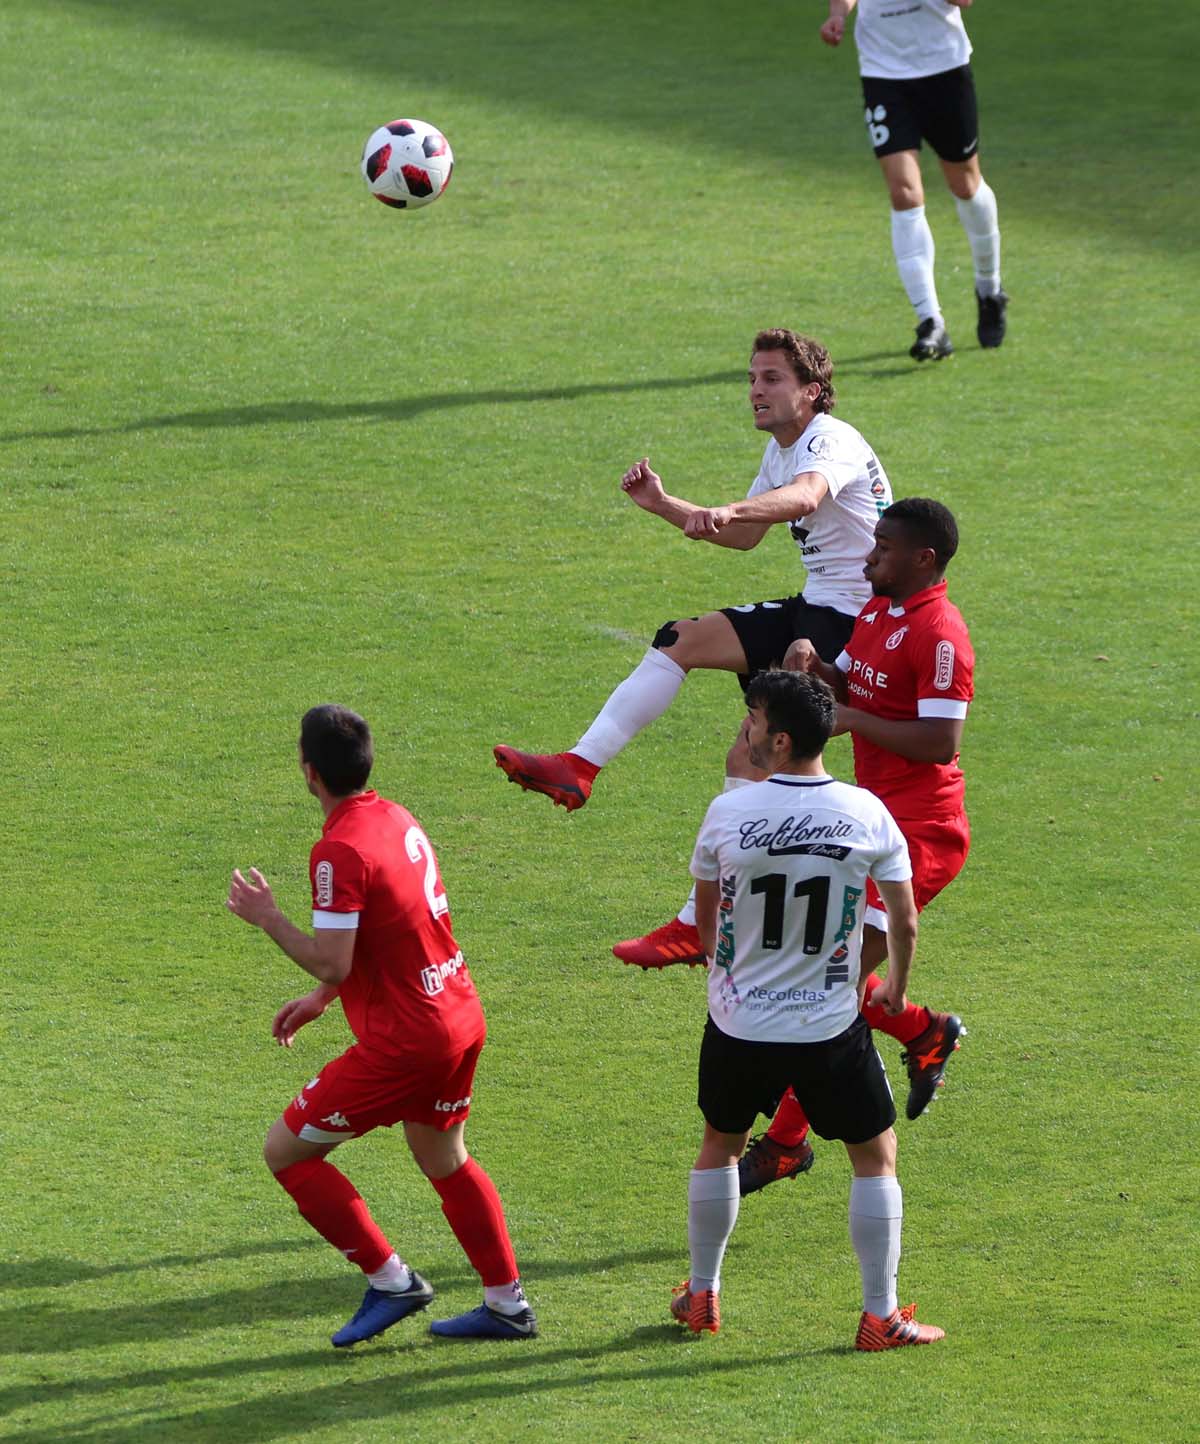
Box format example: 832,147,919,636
681,472,830,542
621,458,772,550
227,867,357,985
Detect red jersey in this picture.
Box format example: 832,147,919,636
309,791,483,1056
836,580,974,821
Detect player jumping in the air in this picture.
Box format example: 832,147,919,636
495,330,889,817
673,668,945,1350
227,705,536,1347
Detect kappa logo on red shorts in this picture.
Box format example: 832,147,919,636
321,1111,351,1129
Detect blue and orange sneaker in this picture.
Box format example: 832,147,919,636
737,1133,815,1197
901,1012,966,1119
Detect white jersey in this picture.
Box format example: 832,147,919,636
853,0,972,80
691,773,911,1044
748,413,891,616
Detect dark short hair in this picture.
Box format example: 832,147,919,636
745,670,836,761
751,329,836,413
882,497,959,571
299,705,374,795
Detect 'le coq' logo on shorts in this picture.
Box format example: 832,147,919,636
315,860,334,908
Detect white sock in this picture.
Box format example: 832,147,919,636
688,1166,739,1293
573,648,686,767
677,778,754,926
890,205,941,324
484,1279,529,1315
367,1253,413,1293
849,1175,902,1318
954,179,1001,295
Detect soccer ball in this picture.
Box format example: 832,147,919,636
361,119,454,210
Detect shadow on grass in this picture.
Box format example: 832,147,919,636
0,1241,323,1291
0,370,741,446
2,354,927,447
0,1330,811,1444
0,1245,679,1356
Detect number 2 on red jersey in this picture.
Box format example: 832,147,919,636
404,824,449,920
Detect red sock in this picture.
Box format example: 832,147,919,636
765,1088,810,1147
431,1157,519,1287
274,1157,393,1275
860,973,932,1044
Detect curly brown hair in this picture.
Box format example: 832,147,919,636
751,329,836,413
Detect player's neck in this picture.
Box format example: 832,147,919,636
770,757,828,779
318,786,368,818
770,403,817,449
883,571,942,605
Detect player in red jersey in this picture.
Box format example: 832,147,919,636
226,705,536,1345
741,497,973,1192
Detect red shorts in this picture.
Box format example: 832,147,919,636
865,811,969,930
282,1031,485,1142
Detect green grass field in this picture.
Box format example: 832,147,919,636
2,2,1197,1440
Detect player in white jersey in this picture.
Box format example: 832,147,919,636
670,668,945,1350
821,0,1009,358
494,329,891,823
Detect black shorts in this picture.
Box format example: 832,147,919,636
697,1013,896,1145
861,65,979,162
722,594,855,690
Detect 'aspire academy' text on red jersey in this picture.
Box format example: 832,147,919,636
309,791,484,1056
835,580,973,820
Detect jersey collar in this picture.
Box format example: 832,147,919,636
322,789,378,833
767,773,835,787
885,579,948,618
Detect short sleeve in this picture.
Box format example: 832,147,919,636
793,428,862,499
868,805,912,884
913,621,974,716
310,839,366,927
689,798,724,882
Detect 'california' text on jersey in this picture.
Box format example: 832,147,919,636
691,774,911,1044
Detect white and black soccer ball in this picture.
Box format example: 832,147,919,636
361,119,453,210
